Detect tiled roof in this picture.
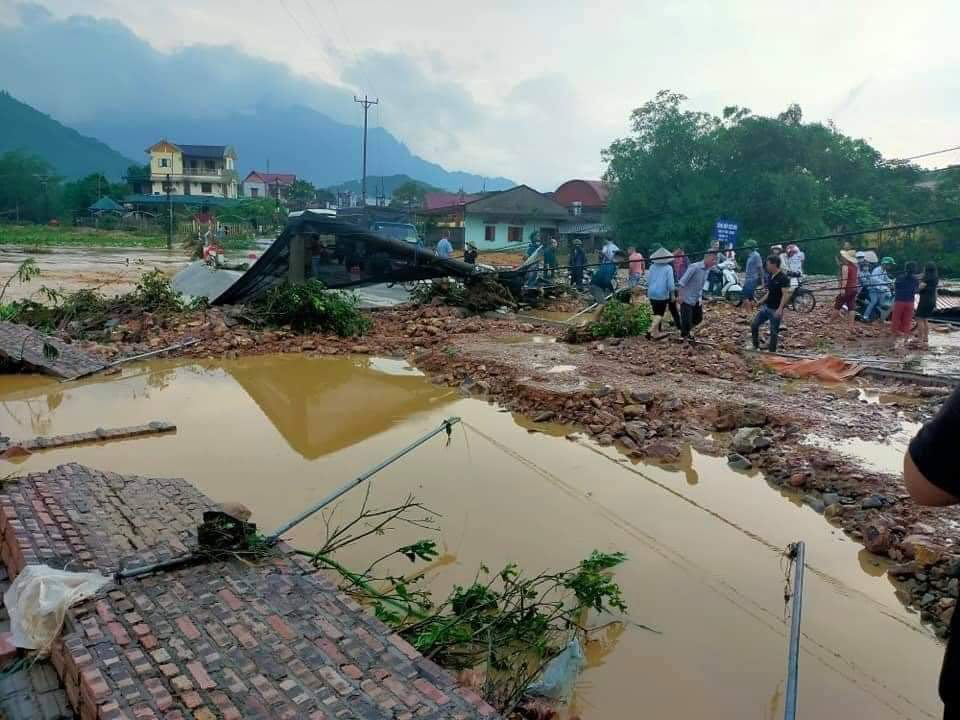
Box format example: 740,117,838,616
422,191,482,210
244,171,297,186
177,144,228,158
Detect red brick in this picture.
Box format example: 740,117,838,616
107,621,131,645
413,678,450,705
388,634,421,660
217,589,243,611
340,664,363,680
193,709,215,720
228,624,256,649
186,661,216,690
383,675,422,707
175,616,201,641
181,691,203,710
265,614,295,641
140,634,158,650
95,600,116,623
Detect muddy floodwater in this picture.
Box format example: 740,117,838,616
0,355,946,719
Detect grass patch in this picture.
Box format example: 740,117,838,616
0,224,257,251
251,279,371,336
589,299,652,338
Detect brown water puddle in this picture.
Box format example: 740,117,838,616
0,355,945,719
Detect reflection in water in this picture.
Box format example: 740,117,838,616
227,354,454,459
858,548,889,578
0,354,946,720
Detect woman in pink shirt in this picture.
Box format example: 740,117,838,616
627,247,646,288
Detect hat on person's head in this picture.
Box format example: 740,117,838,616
841,249,858,263
862,250,878,264
881,256,895,265
787,244,799,255
651,247,674,264
771,244,783,252
573,238,582,246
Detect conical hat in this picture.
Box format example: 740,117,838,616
650,247,674,264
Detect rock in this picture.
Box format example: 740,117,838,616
732,427,766,454
947,558,960,579
727,453,753,471
942,606,955,625
588,424,605,435
901,535,945,566
644,440,679,462
787,473,808,489
623,422,647,444
630,390,654,404
949,578,959,598
888,561,919,577
596,434,615,447
661,398,682,411
822,493,840,507
352,345,370,353
921,593,937,607
619,436,638,452
533,411,556,423
738,406,768,427
623,405,647,419
861,495,886,510
518,323,535,332
824,503,845,520
861,521,893,555
0,445,31,460
805,496,826,514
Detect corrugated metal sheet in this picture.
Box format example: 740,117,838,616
557,222,609,235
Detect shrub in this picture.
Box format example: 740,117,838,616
132,270,183,313
252,279,371,336
589,299,652,338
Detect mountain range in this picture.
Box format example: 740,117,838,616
75,105,513,192
0,91,136,180
0,8,514,193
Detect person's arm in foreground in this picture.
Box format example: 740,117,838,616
905,387,960,506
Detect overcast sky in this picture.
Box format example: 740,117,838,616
5,0,960,188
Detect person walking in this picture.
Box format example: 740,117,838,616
751,255,791,352
833,249,860,323
672,247,688,282
589,259,616,304
601,238,621,265
864,256,894,322
543,237,557,280
916,261,939,347
435,233,453,259
463,243,478,264
677,251,716,340
891,261,919,345
902,386,960,719
627,246,646,288
738,241,763,309
569,239,587,288
645,247,680,339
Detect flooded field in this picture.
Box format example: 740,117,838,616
0,354,945,719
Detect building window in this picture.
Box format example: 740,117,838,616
508,226,523,245
201,183,212,194
160,158,169,168
205,160,215,170
484,225,496,243
250,187,259,198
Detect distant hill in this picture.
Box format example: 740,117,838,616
76,105,515,193
327,174,442,196
0,91,135,180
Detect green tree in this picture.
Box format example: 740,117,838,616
0,151,61,223
390,180,436,208
286,179,317,210
61,173,128,217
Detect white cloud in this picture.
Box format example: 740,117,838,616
13,0,960,186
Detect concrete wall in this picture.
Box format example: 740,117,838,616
149,149,183,176
464,216,560,250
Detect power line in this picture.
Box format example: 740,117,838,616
892,145,960,163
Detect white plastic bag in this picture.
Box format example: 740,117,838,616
4,565,109,653
526,636,585,702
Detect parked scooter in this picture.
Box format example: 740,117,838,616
706,259,743,302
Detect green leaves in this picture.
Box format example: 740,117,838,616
589,300,652,339
252,280,372,336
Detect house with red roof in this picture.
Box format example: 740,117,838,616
553,179,612,243
242,171,298,200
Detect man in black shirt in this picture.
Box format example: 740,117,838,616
751,255,791,352
906,388,960,719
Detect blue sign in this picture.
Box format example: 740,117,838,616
715,219,740,248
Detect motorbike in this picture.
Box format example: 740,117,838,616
707,260,743,302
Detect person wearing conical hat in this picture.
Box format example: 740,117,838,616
646,247,681,339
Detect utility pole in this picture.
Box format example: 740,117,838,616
353,95,379,210
165,172,173,249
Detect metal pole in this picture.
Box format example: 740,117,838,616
784,541,805,720
267,416,461,542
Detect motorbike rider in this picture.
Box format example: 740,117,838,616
785,244,804,287
864,256,894,322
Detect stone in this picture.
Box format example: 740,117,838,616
727,453,753,471
945,558,960,579
623,422,647,444
824,503,845,520
732,427,765,454
805,496,826,514
629,390,654,404
787,473,808,489
888,562,919,577
644,440,679,462
942,606,956,625
949,578,959,598
595,434,614,446
901,535,945,566
533,411,556,423
861,521,893,555
623,405,647,419
862,495,886,509
822,493,840,507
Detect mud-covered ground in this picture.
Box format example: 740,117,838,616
20,292,960,637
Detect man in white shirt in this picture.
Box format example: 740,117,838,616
601,239,621,264
435,233,453,259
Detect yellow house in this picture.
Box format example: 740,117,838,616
146,140,238,199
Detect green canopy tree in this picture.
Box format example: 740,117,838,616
0,151,61,223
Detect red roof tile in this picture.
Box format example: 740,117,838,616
244,171,297,186
423,191,482,210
